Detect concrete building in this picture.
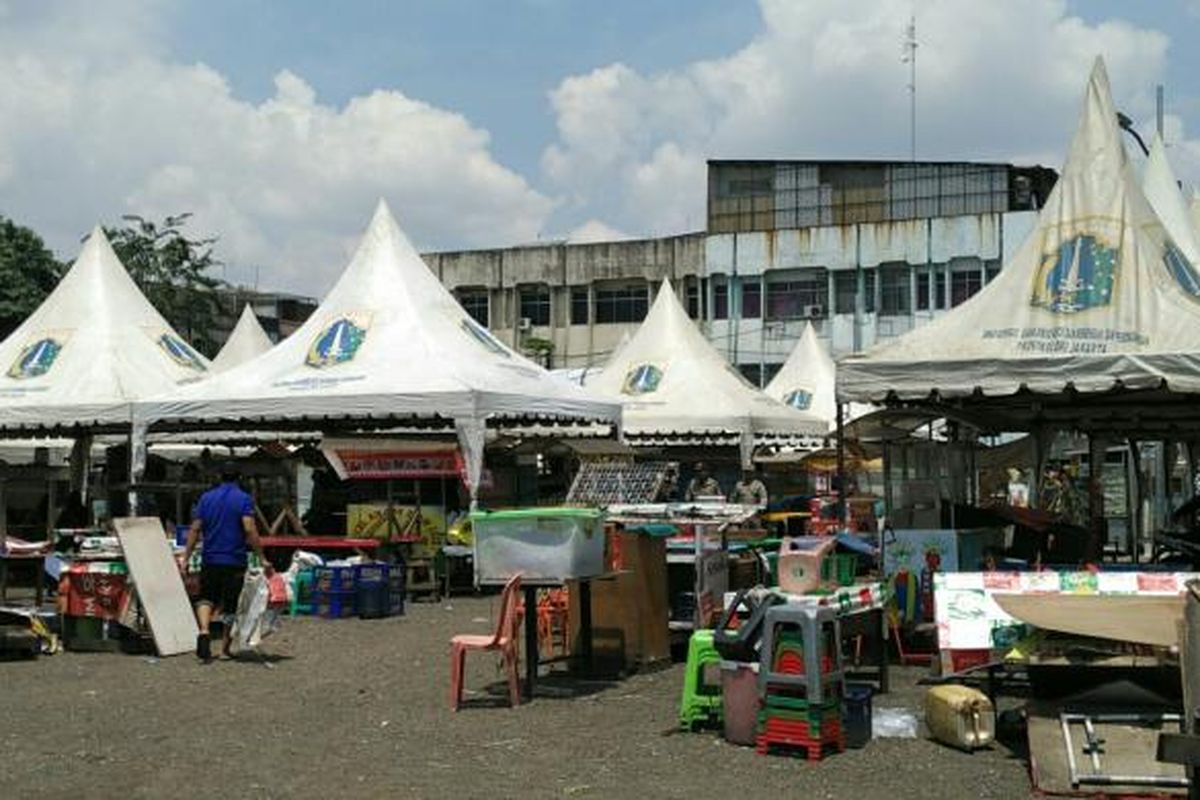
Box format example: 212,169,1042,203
213,288,318,346
422,159,1057,384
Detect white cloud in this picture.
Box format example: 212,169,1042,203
0,2,554,293
566,219,632,243
542,0,1170,237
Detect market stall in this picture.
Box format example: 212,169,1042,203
834,59,1200,788
135,202,622,505
0,228,215,588
586,277,826,467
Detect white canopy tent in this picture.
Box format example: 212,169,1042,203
1143,133,1200,278
210,305,273,373
764,322,836,431
837,58,1200,436
1189,191,1200,241
136,202,621,498
586,278,826,464
0,226,210,433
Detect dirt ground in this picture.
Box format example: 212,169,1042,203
1,595,1036,800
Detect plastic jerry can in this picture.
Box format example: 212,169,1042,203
924,685,995,750
777,536,835,594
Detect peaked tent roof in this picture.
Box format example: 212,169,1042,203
1189,189,1200,243
137,202,621,494
586,279,826,457
0,226,211,431
838,58,1200,421
764,323,836,431
211,305,273,372
1143,134,1200,274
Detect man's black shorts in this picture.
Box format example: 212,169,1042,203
198,564,246,612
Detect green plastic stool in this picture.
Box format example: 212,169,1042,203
289,567,316,616
679,629,724,731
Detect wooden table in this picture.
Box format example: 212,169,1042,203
258,536,383,568
493,575,615,700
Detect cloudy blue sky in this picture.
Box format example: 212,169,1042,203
1,0,1198,292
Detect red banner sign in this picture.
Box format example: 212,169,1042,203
64,568,132,621
337,449,464,480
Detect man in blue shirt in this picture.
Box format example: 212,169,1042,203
181,467,272,662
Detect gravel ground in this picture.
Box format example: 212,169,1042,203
0,595,1036,799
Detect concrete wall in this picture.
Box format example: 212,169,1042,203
422,210,1037,374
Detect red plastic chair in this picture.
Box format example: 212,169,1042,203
536,587,569,658
449,574,523,711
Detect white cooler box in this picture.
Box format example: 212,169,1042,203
470,507,604,585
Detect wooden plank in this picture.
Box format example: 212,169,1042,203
994,593,1185,648
114,517,198,657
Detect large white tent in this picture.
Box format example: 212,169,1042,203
1143,133,1200,281
586,278,826,463
210,305,273,373
764,322,837,431
837,58,1200,434
0,226,211,432
1189,191,1200,241
136,202,621,497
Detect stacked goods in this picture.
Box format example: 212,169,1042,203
756,605,846,761
678,629,724,730
312,565,357,618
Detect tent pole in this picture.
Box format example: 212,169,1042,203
1129,439,1143,565
836,401,847,530
128,421,148,517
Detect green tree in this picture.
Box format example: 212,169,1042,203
106,214,226,358
0,216,64,339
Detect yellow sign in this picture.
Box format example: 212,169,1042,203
346,503,446,557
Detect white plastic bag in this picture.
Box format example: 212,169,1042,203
232,571,280,651
872,707,919,738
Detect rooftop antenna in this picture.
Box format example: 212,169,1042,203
901,13,918,162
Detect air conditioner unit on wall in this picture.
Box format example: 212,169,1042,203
518,317,533,331
803,304,825,319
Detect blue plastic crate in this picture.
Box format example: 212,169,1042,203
314,565,356,594
314,589,356,619
354,562,390,586
388,570,406,616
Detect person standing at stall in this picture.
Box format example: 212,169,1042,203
732,468,769,507
685,462,723,501
180,466,272,662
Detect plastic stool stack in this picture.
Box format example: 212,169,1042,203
756,604,846,760
289,566,316,616
678,629,724,730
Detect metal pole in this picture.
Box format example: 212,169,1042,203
837,402,847,529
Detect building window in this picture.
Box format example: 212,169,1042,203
951,270,982,306
741,280,762,319
713,282,729,320
934,271,947,310
570,286,589,325
765,270,828,320
863,269,876,313
594,283,647,323
834,272,857,314
879,265,911,315
686,281,701,319
915,272,930,311
519,284,550,326
457,288,489,327
985,260,1001,283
